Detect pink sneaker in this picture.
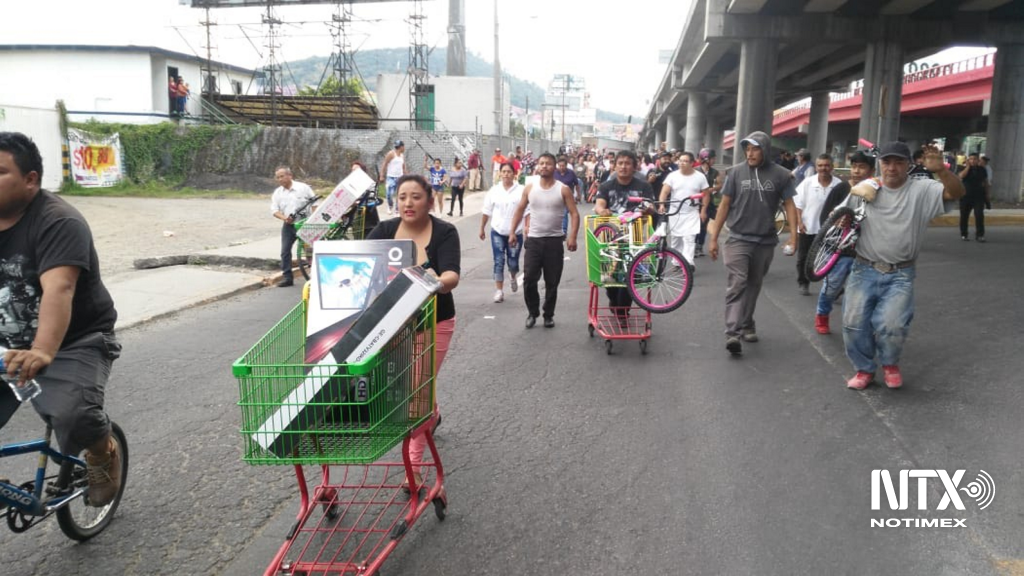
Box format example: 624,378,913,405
883,365,902,388
847,372,873,390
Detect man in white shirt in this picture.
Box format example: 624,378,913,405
793,154,843,295
270,166,316,287
659,151,710,265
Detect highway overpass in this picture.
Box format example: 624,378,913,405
641,0,1024,201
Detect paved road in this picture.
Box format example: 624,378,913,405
1,220,1021,575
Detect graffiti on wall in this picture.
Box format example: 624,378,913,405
67,128,123,187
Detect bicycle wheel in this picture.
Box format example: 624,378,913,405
56,422,129,541
774,207,787,236
627,247,693,313
805,207,854,282
592,223,619,243
296,237,311,280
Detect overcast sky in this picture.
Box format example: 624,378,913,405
6,0,694,115
6,0,991,117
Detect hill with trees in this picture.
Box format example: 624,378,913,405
283,48,629,123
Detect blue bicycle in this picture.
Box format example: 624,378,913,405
1,422,128,540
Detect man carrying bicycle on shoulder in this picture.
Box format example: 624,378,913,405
0,132,123,506
840,142,964,390
270,166,316,288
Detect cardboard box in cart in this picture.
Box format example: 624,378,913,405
253,264,441,459
297,167,375,245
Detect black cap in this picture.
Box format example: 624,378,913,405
878,141,911,160
659,151,673,158
849,150,876,165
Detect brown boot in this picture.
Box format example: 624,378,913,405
815,314,830,335
85,436,121,507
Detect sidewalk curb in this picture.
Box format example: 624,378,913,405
117,276,269,332
931,213,1024,227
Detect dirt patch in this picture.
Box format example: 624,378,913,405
64,196,280,282
179,172,277,193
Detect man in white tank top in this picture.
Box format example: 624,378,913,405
379,140,406,215
508,153,580,328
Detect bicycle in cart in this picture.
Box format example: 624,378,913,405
584,195,698,354
233,296,446,576
293,188,382,281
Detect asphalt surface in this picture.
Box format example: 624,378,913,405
1,219,1021,576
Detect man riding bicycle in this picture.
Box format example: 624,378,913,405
0,132,122,506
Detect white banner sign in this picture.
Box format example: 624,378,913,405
67,128,124,188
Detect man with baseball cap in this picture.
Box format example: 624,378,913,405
840,141,964,390
708,131,799,356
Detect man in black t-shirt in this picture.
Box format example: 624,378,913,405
646,151,677,193
957,152,990,242
0,132,122,507
595,151,656,325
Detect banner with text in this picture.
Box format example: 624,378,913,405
68,128,124,188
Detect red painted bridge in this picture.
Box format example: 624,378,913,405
723,52,994,148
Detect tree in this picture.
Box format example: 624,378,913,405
298,75,365,97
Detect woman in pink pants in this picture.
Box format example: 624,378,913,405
367,174,460,486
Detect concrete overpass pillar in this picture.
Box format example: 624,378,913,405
858,36,904,145
987,44,1024,202
808,91,831,156
705,116,723,157
735,38,778,158
654,127,664,150
666,114,683,151
685,91,707,153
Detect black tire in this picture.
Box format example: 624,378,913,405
588,324,595,338
56,422,128,541
639,340,648,355
627,248,694,314
296,238,311,281
605,340,613,355
432,497,447,521
805,207,855,282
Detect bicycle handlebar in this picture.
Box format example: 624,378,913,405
627,194,703,217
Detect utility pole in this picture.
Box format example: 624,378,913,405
493,0,502,141
561,74,569,143
525,94,529,156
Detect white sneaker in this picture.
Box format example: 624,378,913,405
493,289,504,303
509,274,519,293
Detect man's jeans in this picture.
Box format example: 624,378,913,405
842,261,916,373
386,176,400,209
490,230,523,281
280,223,297,280
816,255,854,315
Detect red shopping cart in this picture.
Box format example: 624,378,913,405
233,298,446,576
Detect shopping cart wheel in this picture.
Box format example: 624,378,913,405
588,324,595,338
639,340,648,355
318,487,340,520
605,340,613,355
433,497,447,521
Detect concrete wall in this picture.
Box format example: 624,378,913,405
434,76,498,133
0,104,64,190
375,73,509,135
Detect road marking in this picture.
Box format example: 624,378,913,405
483,316,495,319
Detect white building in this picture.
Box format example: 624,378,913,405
542,74,596,144
374,74,509,134
0,45,257,124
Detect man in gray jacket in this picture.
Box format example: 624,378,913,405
708,131,799,355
